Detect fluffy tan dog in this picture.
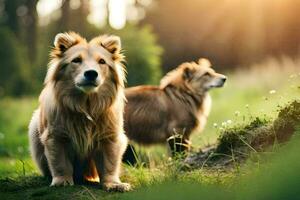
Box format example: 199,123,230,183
124,59,226,160
28,32,130,191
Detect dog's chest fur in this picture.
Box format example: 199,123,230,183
64,109,118,155
195,93,211,132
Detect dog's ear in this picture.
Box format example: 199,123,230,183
183,67,194,80
90,35,122,61
52,32,83,57
198,58,211,68
100,35,121,55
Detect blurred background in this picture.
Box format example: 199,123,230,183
1,0,300,96
0,0,300,176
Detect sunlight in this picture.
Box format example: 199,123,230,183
109,0,127,29
88,0,108,28
36,0,62,17
36,0,131,29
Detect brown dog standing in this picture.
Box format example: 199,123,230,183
28,32,130,191
124,59,226,163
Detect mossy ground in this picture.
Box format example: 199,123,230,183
185,100,300,169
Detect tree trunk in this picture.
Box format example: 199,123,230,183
58,0,71,31
25,0,38,63
4,0,20,36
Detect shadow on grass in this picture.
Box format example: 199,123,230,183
0,176,121,200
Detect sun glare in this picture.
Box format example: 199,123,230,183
36,0,130,29
88,0,108,28
108,0,127,30
37,0,62,18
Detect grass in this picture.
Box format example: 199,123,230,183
0,57,300,199
132,57,300,162
185,100,300,170
0,97,37,158
120,134,300,200
196,57,300,147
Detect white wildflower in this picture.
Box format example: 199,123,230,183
269,90,276,94
226,120,232,124
213,123,218,128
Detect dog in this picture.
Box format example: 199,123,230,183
28,32,131,192
123,59,226,164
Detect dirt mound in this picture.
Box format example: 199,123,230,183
185,100,300,169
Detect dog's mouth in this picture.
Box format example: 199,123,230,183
76,81,98,87
206,78,226,89
76,81,99,92
214,81,225,88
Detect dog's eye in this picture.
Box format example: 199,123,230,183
203,72,210,76
71,57,82,64
98,58,106,65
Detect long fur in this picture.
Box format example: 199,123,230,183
124,59,226,156
29,32,130,191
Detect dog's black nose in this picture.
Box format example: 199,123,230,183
84,70,98,81
221,76,227,83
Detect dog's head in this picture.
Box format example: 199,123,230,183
47,32,124,94
160,58,226,93
183,58,226,92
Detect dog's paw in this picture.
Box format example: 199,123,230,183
50,176,74,187
102,182,131,192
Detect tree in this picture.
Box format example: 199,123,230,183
141,0,300,71
116,25,163,86
3,0,20,36
0,28,31,96
24,0,38,62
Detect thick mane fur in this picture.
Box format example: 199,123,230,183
160,62,196,89
159,62,205,111
39,33,126,156
123,58,224,165
29,32,131,190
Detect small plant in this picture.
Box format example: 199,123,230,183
185,100,300,170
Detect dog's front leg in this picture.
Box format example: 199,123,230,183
44,134,74,186
96,134,131,192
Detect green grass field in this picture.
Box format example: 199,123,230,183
0,58,300,199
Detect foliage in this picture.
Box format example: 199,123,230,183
274,101,300,135
106,25,163,86
0,97,37,158
186,100,300,169
142,0,300,71
0,28,32,96
216,117,269,153
122,135,300,200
